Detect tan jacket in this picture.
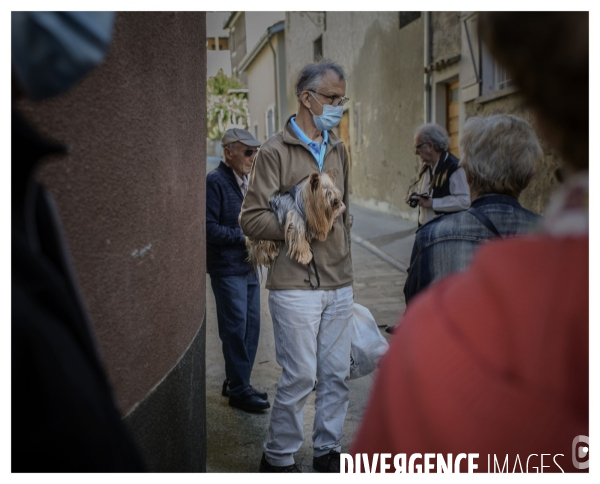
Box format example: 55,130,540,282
240,115,353,290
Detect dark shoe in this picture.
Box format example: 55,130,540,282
229,393,270,412
221,379,229,397
259,453,301,473
222,379,268,400
385,325,395,335
313,450,341,473
250,387,268,400
221,378,229,397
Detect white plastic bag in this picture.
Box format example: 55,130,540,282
348,303,389,380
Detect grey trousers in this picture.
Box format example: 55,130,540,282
264,286,353,466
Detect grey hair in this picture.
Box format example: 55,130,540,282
295,60,346,100
414,123,450,151
459,114,542,198
222,142,238,155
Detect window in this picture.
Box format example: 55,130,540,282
399,12,421,29
206,38,216,51
265,107,274,140
481,41,514,95
461,13,515,100
218,37,229,51
313,36,323,62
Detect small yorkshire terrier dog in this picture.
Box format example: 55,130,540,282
246,169,343,268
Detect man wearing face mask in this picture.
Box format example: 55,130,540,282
12,12,143,471
240,61,352,473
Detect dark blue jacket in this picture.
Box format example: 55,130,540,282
206,161,252,277
404,193,541,304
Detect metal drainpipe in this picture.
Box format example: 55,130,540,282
424,11,432,123
267,33,279,131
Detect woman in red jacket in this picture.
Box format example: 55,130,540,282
351,12,588,473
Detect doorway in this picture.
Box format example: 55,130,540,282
446,81,459,156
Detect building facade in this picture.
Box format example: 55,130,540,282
285,11,561,219
239,20,287,142
457,11,561,214
224,11,285,86
286,11,425,218
207,11,232,78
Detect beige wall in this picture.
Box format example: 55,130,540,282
285,11,561,219
246,32,279,142
432,11,462,60
245,12,285,52
286,12,425,219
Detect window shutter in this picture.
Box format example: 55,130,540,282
459,12,481,102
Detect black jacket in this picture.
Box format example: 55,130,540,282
206,161,252,277
430,151,460,205
11,108,144,472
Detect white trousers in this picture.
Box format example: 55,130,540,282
264,286,353,466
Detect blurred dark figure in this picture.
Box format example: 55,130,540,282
352,12,588,472
12,12,144,471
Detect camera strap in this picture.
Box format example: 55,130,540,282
467,207,502,238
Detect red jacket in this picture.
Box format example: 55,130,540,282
351,235,588,473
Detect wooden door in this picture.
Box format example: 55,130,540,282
335,110,351,168
447,81,459,157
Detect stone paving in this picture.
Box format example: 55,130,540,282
205,203,416,473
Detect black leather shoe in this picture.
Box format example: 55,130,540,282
229,393,270,412
222,379,268,400
221,379,229,397
313,450,341,473
249,386,268,400
259,453,301,473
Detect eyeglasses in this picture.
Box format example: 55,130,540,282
308,90,350,107
243,149,259,157
415,142,430,151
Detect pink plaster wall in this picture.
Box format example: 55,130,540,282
18,12,207,413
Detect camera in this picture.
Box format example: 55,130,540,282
408,192,429,208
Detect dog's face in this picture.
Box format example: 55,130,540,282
306,169,343,240
310,170,341,220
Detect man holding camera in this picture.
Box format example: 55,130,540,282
403,114,541,305
384,124,471,333
406,123,470,226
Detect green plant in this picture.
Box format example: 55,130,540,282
207,69,249,140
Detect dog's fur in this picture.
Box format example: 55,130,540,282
246,170,342,268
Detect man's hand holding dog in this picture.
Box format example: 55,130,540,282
333,201,346,224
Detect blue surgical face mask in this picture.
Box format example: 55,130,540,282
12,12,116,102
309,92,344,131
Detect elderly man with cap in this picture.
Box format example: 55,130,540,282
206,128,269,413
